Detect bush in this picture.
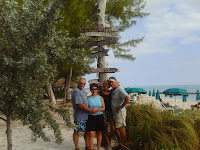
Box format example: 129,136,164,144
126,103,199,150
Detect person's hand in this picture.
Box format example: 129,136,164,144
91,108,99,114
115,107,121,112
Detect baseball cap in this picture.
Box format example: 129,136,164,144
109,76,117,81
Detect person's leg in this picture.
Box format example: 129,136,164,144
84,131,90,149
89,131,95,150
104,121,110,145
73,131,79,149
108,121,116,139
97,131,102,150
118,126,126,145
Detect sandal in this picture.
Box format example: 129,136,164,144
85,147,90,150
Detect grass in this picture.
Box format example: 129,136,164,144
126,103,200,150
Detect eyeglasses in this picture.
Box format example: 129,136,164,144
79,83,86,85
91,88,98,91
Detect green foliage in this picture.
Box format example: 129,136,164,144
126,103,199,150
57,0,148,61
0,0,72,144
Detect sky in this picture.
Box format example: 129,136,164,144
84,0,200,88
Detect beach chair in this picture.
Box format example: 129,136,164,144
160,102,174,113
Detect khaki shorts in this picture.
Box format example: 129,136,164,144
113,111,126,128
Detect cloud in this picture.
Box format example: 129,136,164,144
120,0,200,56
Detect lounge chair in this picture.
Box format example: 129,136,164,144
160,101,174,113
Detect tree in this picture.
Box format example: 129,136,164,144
56,37,94,102
55,0,149,89
0,0,72,150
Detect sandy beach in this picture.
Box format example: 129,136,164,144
0,96,199,150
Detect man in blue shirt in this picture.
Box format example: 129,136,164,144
72,78,98,150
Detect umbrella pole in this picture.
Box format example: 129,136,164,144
175,96,176,106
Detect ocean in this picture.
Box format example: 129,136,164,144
85,85,200,101
125,85,200,101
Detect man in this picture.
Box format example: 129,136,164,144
109,76,130,149
71,78,98,150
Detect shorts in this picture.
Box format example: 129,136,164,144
86,114,105,131
103,111,114,122
74,120,87,133
113,111,126,128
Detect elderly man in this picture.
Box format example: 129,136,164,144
71,78,98,150
109,76,130,149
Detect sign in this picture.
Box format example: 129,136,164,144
88,79,99,84
93,47,109,52
80,32,119,37
84,39,118,48
87,37,118,42
89,51,108,59
81,27,124,32
88,68,119,73
87,37,104,42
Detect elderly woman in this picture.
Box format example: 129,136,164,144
87,83,105,150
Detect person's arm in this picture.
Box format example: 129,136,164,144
98,97,105,112
78,103,98,114
116,95,130,112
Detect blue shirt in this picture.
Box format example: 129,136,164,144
72,87,88,122
88,95,103,116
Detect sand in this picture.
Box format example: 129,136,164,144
0,96,198,150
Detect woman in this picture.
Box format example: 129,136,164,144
99,80,115,149
87,83,105,150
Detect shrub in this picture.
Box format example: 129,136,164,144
126,103,199,150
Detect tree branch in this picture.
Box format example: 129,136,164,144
0,116,7,122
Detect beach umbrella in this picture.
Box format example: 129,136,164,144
196,90,200,100
163,88,188,105
182,95,187,102
124,88,147,94
163,88,188,96
149,90,152,96
152,89,155,97
156,90,160,100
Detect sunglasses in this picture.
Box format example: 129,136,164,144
91,88,98,91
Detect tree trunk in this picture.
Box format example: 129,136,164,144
64,67,73,103
47,84,56,105
6,117,12,150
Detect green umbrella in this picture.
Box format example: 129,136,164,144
156,90,160,100
163,88,188,96
152,89,155,97
149,90,152,96
124,88,147,94
163,88,188,105
182,95,187,102
196,90,200,100
170,95,173,98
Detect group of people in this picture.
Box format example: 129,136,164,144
71,77,130,150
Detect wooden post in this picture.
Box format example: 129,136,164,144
97,0,110,84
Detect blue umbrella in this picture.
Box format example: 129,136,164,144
196,90,200,100
156,90,160,100
149,90,152,96
152,89,155,97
